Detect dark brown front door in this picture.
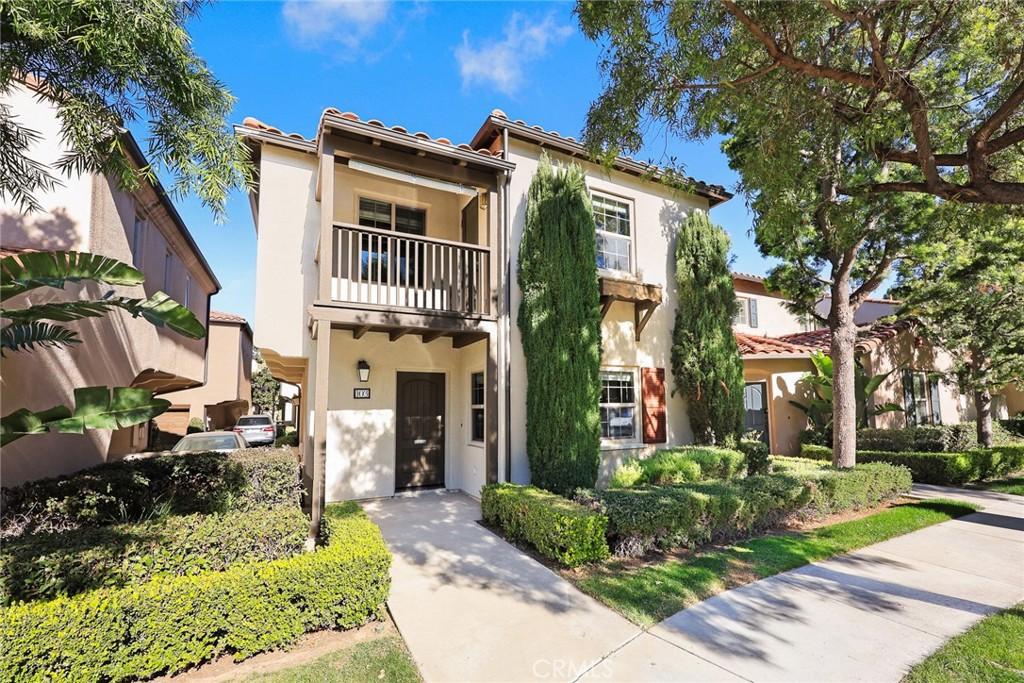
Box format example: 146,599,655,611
396,372,445,489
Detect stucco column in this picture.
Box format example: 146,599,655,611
307,322,332,547
486,330,498,483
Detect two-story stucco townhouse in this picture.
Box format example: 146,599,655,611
236,107,732,522
1,81,221,485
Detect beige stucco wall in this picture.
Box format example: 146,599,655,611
159,321,253,424
322,328,488,501
732,279,808,336
743,357,817,455
505,139,717,484
0,85,216,486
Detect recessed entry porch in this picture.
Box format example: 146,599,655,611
307,305,499,509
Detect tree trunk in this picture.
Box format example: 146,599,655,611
829,277,858,469
974,388,993,448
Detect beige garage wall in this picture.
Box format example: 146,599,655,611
323,328,486,501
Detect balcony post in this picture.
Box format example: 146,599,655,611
318,140,335,302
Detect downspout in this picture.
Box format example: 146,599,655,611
502,126,513,483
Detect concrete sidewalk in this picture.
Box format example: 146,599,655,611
594,484,1024,682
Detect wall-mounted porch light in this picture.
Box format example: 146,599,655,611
357,359,371,383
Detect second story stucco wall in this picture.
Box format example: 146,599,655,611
732,279,808,337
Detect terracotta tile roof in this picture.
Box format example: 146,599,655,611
209,310,248,324
737,319,916,358
475,109,732,205
732,272,767,283
240,108,501,159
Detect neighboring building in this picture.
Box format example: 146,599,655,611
731,275,1011,455
236,106,731,505
154,311,254,436
0,82,221,485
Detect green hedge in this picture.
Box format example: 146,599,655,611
800,444,835,460
481,484,609,567
0,507,309,605
582,462,911,557
800,444,1024,485
857,425,975,453
579,475,812,556
0,448,301,538
0,503,390,683
609,447,746,487
738,440,771,475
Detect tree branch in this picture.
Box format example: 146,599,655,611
842,180,1024,204
669,60,781,91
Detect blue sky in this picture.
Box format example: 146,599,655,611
149,0,769,323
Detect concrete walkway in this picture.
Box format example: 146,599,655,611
365,486,1023,683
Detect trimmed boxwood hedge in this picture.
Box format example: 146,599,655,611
0,506,310,605
0,502,390,683
609,446,746,487
738,440,771,475
857,425,975,453
799,443,1024,485
0,448,301,538
481,484,609,567
580,462,911,557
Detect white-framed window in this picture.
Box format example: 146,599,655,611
131,214,146,266
903,370,941,426
184,275,191,310
163,250,173,293
600,369,637,440
470,371,485,442
591,192,632,273
735,296,758,327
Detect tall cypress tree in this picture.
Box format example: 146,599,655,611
671,211,744,445
517,156,602,494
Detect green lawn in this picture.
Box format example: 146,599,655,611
247,636,421,683
903,603,1024,683
573,499,977,626
973,476,1024,496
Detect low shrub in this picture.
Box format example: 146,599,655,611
187,418,205,434
0,507,309,605
857,425,975,453
0,503,390,683
481,484,609,567
800,463,912,516
0,448,301,538
826,445,1024,485
579,475,812,557
1001,416,1024,438
799,444,833,461
969,443,1024,480
738,440,771,475
609,446,746,487
274,431,300,448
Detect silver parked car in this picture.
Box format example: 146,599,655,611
233,414,276,446
171,430,248,453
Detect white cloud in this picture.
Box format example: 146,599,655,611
456,13,573,96
282,0,391,51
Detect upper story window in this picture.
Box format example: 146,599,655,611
735,296,759,327
356,197,428,283
592,193,632,273
470,371,485,442
132,215,146,266
903,370,941,426
599,370,637,441
358,198,392,230
163,250,173,293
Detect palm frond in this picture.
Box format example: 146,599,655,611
2,292,205,339
2,300,114,323
1,387,170,447
1,251,143,301
1,321,80,353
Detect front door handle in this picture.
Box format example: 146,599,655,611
413,438,427,445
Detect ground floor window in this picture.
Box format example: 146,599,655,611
903,369,941,426
470,371,485,442
600,370,637,440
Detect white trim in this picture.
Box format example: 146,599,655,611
590,190,635,275
469,367,485,445
599,366,640,445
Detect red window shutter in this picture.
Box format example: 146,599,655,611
641,367,667,444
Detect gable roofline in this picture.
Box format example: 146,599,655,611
471,110,733,207
210,310,253,340
735,319,917,358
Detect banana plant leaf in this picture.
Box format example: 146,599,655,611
0,321,80,353
1,252,143,301
1,387,170,446
870,402,905,415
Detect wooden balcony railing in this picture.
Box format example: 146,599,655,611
329,222,492,316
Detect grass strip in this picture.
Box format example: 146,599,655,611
248,636,421,683
903,603,1024,683
972,476,1024,496
573,498,977,626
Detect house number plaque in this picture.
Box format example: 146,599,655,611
353,388,371,399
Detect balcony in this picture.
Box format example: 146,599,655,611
329,222,492,318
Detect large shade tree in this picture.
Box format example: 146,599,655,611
1,0,251,219
518,156,603,494
892,212,1024,446
577,0,1024,205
